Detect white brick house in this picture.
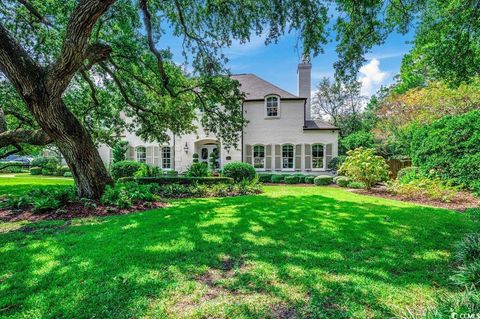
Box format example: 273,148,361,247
98,59,339,174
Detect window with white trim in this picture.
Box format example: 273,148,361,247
162,146,171,169
136,146,146,163
282,144,294,169
253,145,265,169
265,96,279,117
312,144,324,169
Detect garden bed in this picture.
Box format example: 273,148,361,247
0,201,166,222
352,185,480,211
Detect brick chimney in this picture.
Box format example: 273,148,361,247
297,55,312,120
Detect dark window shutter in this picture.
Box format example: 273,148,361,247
274,144,281,170
153,146,160,167
326,144,333,168
295,144,302,171
245,145,252,165
265,145,272,171
304,144,311,170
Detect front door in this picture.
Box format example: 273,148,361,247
199,144,220,168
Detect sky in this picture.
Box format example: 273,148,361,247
162,27,414,99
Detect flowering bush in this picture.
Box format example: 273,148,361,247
338,147,389,189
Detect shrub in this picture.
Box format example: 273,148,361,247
258,174,273,183
31,156,59,170
467,208,480,223
294,174,306,183
397,166,421,183
314,175,333,186
451,261,480,288
101,182,156,208
336,176,350,187
110,161,146,180
455,233,480,265
338,147,389,189
411,110,480,193
234,176,263,195
192,153,199,163
63,172,73,177
42,169,53,176
341,131,376,152
55,165,70,176
186,162,209,177
32,197,61,214
0,162,24,173
387,178,459,202
222,162,256,182
166,170,178,176
284,176,299,184
304,175,315,184
119,176,234,186
111,141,129,163
328,156,346,171
30,167,42,175
271,175,284,183
0,195,31,209
347,181,366,189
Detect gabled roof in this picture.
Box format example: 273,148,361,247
303,120,340,130
230,74,301,100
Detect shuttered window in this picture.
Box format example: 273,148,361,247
253,145,265,169
312,144,324,169
135,146,146,163
282,144,294,169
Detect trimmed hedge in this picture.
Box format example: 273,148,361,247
42,169,54,176
314,175,333,186
336,176,350,187
271,175,284,183
30,167,42,175
305,175,315,184
258,174,273,183
110,161,146,180
347,181,366,189
119,176,234,185
284,176,299,184
222,162,256,182
63,172,73,177
293,174,306,183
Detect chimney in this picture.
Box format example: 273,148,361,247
297,55,312,120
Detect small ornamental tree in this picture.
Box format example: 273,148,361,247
339,147,389,189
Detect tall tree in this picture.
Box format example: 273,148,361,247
0,0,329,198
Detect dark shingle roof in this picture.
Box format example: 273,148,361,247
303,120,339,130
231,74,300,100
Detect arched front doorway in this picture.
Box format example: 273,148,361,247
194,139,220,169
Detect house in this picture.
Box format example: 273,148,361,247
98,58,339,174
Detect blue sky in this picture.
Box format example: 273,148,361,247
162,28,413,98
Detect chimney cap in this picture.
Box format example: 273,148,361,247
301,54,310,64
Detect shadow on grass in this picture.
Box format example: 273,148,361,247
0,187,473,318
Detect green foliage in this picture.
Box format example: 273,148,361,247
347,181,366,189
387,178,459,203
186,162,209,177
293,174,306,183
31,157,59,170
258,174,273,183
452,233,480,289
100,182,156,209
304,175,316,184
166,170,178,177
340,131,375,153
0,162,25,173
209,151,219,170
314,175,333,186
63,172,73,177
336,176,350,187
328,156,346,171
110,161,147,180
270,175,284,183
32,197,61,214
221,162,256,182
29,167,42,175
411,110,480,193
41,169,53,176
397,166,420,183
339,147,389,189
120,176,234,186
112,141,129,164
192,153,199,163
284,176,299,184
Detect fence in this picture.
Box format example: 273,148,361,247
387,159,412,179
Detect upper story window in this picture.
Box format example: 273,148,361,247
162,146,171,169
253,145,265,169
265,96,280,117
136,146,146,163
282,144,294,170
312,144,324,169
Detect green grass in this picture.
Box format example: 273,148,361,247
0,173,73,196
0,175,474,318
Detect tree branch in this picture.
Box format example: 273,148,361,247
47,0,116,95
16,0,55,28
0,128,52,148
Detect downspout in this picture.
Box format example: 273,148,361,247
172,133,176,171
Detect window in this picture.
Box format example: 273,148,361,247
266,96,279,117
253,145,265,169
136,146,146,163
282,144,294,169
201,148,208,160
312,144,324,169
162,146,171,169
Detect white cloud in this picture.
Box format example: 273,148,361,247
359,58,388,96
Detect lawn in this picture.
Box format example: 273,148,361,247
0,175,474,318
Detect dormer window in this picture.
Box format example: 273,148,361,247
265,95,280,118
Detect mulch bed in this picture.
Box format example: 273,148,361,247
350,185,480,211
0,201,166,222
